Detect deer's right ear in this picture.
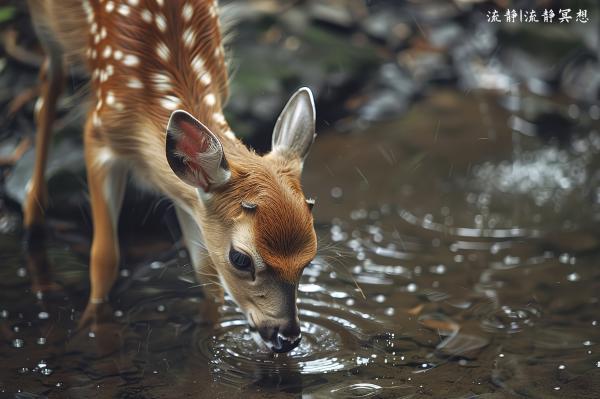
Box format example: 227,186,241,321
166,110,230,193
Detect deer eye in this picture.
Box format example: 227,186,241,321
229,248,253,271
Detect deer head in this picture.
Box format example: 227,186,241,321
166,87,317,353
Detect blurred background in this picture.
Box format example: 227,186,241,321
1,0,600,398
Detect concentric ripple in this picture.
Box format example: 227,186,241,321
194,298,378,387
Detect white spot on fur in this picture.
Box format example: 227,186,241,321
127,77,143,89
155,13,167,32
156,42,170,61
123,54,140,66
106,64,114,76
156,0,164,6
92,112,102,128
160,95,180,110
117,4,130,16
91,49,97,59
115,102,125,111
141,9,152,23
213,112,225,125
114,50,123,60
82,0,94,23
106,91,115,105
94,34,100,44
127,0,139,5
96,98,103,110
183,27,196,48
204,93,216,106
200,72,212,86
100,27,107,39
102,45,112,58
90,22,98,34
34,98,44,115
105,1,114,13
182,3,193,22
225,130,236,140
208,3,217,18
152,73,171,92
191,54,204,74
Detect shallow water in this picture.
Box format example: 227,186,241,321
1,88,600,398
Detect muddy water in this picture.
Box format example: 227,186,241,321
1,89,600,398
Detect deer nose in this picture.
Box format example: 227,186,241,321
258,322,302,353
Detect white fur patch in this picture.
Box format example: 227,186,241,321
182,3,194,22
127,77,143,89
155,13,167,32
156,42,170,61
161,95,180,110
152,73,171,91
117,4,130,16
204,93,216,106
183,27,196,48
123,54,140,66
141,9,152,23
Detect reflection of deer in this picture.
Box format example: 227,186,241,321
25,0,318,353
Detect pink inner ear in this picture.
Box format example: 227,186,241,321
176,119,210,158
174,119,213,190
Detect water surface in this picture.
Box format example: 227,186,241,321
1,88,600,398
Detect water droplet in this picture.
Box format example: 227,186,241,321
17,268,27,277
498,353,504,357
0,310,8,318
330,186,343,199
120,269,130,277
36,337,46,345
558,364,566,370
554,386,561,391
406,283,418,293
596,361,600,368
567,272,580,282
12,339,24,348
374,294,386,303
88,331,96,338
56,382,63,387
40,368,53,376
156,305,166,312
38,311,49,320
150,261,164,269
38,361,47,368
583,340,592,346
346,298,355,306
114,310,124,317
384,307,395,316
18,367,29,374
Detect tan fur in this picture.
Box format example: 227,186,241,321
26,0,317,314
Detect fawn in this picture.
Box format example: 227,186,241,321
25,0,317,353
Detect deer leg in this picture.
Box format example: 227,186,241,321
84,122,127,305
174,206,223,324
23,56,64,231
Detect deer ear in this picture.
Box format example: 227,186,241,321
166,110,230,193
271,87,316,161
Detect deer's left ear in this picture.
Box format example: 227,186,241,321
271,87,316,162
